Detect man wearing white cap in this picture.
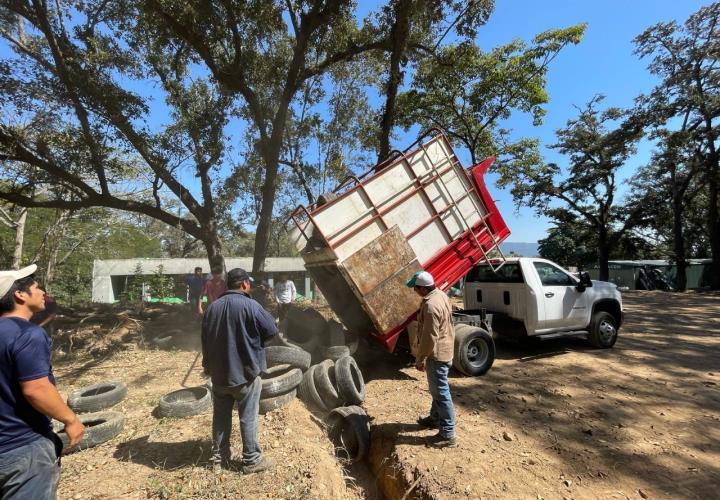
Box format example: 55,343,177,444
406,270,457,448
0,265,84,499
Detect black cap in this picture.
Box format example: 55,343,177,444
227,268,254,285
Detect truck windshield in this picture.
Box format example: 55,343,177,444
466,263,523,283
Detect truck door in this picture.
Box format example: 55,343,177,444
532,261,589,331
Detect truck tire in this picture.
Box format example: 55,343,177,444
588,311,618,348
157,386,211,418
326,405,370,463
261,367,303,398
56,411,125,453
453,324,495,376
297,364,329,415
314,360,343,409
335,356,365,405
265,346,311,371
67,381,128,413
322,345,350,361
259,389,297,415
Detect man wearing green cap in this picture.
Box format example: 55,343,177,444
406,270,457,448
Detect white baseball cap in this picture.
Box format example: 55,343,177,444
0,264,38,298
406,270,434,288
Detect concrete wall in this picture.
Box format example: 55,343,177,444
92,257,309,303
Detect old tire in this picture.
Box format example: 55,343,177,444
57,411,125,454
259,389,297,415
285,307,326,353
150,335,173,349
265,345,311,371
297,364,328,415
323,345,350,361
314,360,343,409
261,367,303,398
335,356,365,405
326,405,370,463
588,311,618,348
158,386,211,418
453,324,495,376
67,381,128,413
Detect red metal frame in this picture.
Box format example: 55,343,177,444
374,157,510,351
288,132,510,352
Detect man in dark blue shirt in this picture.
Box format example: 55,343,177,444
185,267,204,316
201,267,278,474
0,265,84,499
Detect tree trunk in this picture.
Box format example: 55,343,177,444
202,224,224,272
597,228,610,282
672,199,688,292
377,0,413,162
708,166,720,289
252,136,285,273
12,207,27,269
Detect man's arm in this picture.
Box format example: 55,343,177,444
255,306,279,345
20,378,84,447
416,307,441,368
290,281,296,300
38,314,57,327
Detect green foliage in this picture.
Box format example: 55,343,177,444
397,24,585,164
120,263,145,304
148,264,175,299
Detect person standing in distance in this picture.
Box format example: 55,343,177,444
407,270,458,448
273,273,296,320
186,267,205,316
201,268,278,474
0,265,85,499
197,266,227,316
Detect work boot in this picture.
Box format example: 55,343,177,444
425,433,458,449
211,457,232,473
416,415,439,429
242,457,275,475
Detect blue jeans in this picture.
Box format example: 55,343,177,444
0,435,60,499
426,359,456,438
211,377,263,466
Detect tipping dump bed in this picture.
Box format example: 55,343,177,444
288,131,510,351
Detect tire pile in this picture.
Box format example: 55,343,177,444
59,380,128,454
270,308,371,463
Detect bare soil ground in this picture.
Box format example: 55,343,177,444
362,291,720,499
52,307,361,500
51,291,719,499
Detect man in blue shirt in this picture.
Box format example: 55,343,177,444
201,268,278,474
0,264,85,499
185,267,204,315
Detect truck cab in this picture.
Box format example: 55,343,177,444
463,257,623,348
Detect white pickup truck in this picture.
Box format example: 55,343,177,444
463,257,623,350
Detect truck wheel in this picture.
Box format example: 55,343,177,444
453,324,495,376
588,311,618,348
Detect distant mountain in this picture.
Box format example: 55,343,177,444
500,242,539,257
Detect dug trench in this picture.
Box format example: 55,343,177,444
51,291,719,499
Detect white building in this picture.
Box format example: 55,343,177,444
92,257,310,303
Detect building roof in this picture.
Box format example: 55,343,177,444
93,257,306,277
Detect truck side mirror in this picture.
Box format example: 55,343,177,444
576,271,592,291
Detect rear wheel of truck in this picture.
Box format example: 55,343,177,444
588,311,618,348
453,324,495,376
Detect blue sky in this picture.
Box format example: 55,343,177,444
450,0,710,242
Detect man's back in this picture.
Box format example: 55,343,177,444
201,292,277,388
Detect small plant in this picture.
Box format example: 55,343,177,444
149,264,175,299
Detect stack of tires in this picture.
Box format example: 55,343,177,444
260,345,311,414
59,380,128,454
278,308,372,463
